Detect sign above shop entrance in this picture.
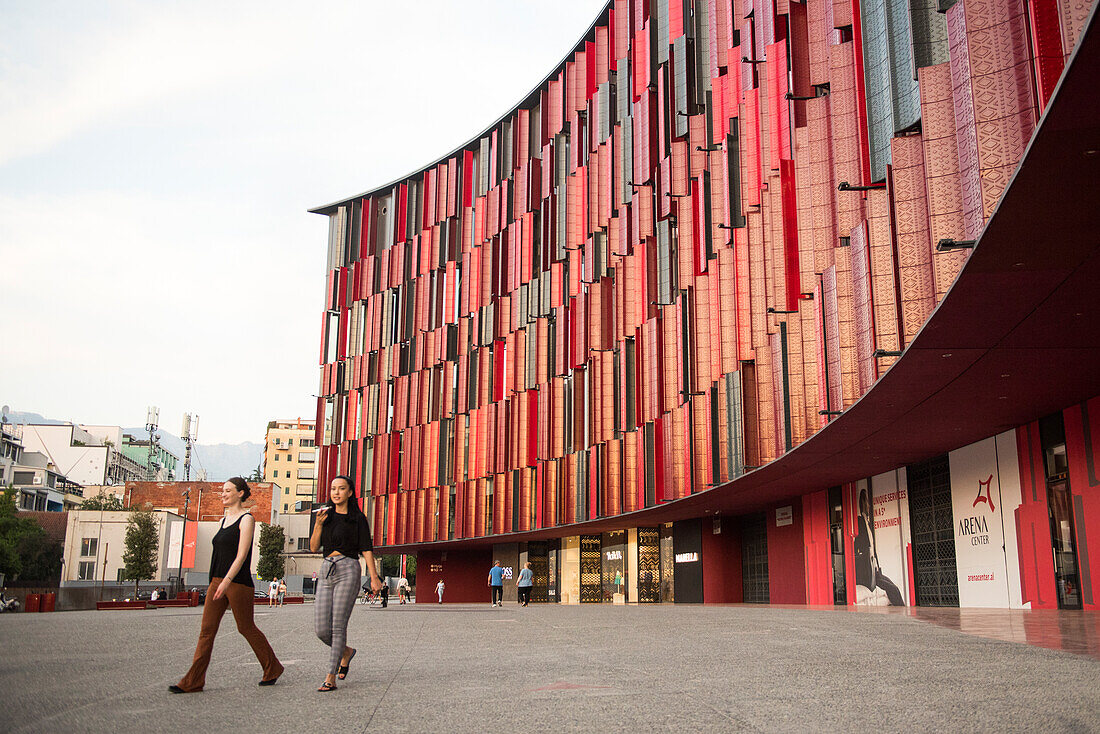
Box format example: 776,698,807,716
776,506,793,527
674,552,699,563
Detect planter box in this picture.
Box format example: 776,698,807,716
148,599,191,608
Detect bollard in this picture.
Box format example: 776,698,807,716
41,592,56,612
25,594,41,613
190,590,199,607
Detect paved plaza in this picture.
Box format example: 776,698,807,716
1,602,1098,732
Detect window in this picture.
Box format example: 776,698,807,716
297,537,311,551
299,451,315,463
78,561,96,580
274,454,279,461
80,538,98,557
283,503,288,512
301,438,315,448
288,438,294,447
297,467,315,480
296,484,314,496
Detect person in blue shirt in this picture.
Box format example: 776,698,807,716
487,561,505,606
516,562,534,607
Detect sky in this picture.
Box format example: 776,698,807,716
0,0,609,444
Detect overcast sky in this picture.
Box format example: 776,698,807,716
0,0,608,444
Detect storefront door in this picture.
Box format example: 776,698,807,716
741,513,769,603
637,527,661,602
829,486,847,605
908,455,959,607
579,535,602,603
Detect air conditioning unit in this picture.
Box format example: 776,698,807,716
32,476,42,485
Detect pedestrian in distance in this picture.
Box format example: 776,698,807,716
516,562,534,607
310,475,384,692
435,579,445,604
151,588,160,602
268,577,279,607
397,574,409,604
169,478,283,693
379,581,389,608
278,579,287,606
488,560,505,606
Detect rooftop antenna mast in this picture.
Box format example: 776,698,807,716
145,406,160,480
181,413,199,482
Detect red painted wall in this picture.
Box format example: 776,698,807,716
801,490,833,605
767,502,808,604
1063,396,1100,610
701,516,742,603
1015,421,1059,609
415,547,493,604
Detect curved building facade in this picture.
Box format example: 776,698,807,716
312,0,1100,608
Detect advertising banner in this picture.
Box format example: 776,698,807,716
851,472,910,606
949,433,1024,608
182,521,198,570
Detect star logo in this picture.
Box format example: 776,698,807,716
972,474,995,512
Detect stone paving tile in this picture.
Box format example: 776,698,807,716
1,603,1099,733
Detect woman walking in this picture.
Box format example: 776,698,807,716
311,475,384,692
170,478,283,693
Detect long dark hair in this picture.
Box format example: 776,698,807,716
328,474,363,516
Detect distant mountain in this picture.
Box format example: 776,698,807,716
3,410,65,426
1,410,262,483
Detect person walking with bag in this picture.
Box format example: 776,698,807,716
516,562,534,607
169,478,283,693
310,475,384,692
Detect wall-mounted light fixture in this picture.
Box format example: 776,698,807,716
741,56,766,65
872,349,903,358
837,181,887,192
767,307,798,314
936,238,976,252
818,410,843,416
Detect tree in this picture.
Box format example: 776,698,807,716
81,494,125,511
121,510,158,594
0,486,63,583
256,523,285,581
249,464,262,482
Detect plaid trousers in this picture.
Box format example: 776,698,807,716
315,554,361,675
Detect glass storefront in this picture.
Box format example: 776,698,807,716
660,523,675,603
601,531,627,602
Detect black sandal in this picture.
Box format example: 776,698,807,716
258,676,279,686
317,680,338,692
337,648,357,680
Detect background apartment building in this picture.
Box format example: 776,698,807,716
263,418,317,514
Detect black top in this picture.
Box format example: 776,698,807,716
320,509,374,558
209,513,253,587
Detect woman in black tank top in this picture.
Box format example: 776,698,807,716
170,478,283,693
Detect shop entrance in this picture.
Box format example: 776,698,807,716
527,541,551,604
908,454,959,607
829,486,847,605
601,531,627,602
659,523,675,602
579,535,602,603
741,513,769,603
637,527,661,602
1041,414,1083,609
